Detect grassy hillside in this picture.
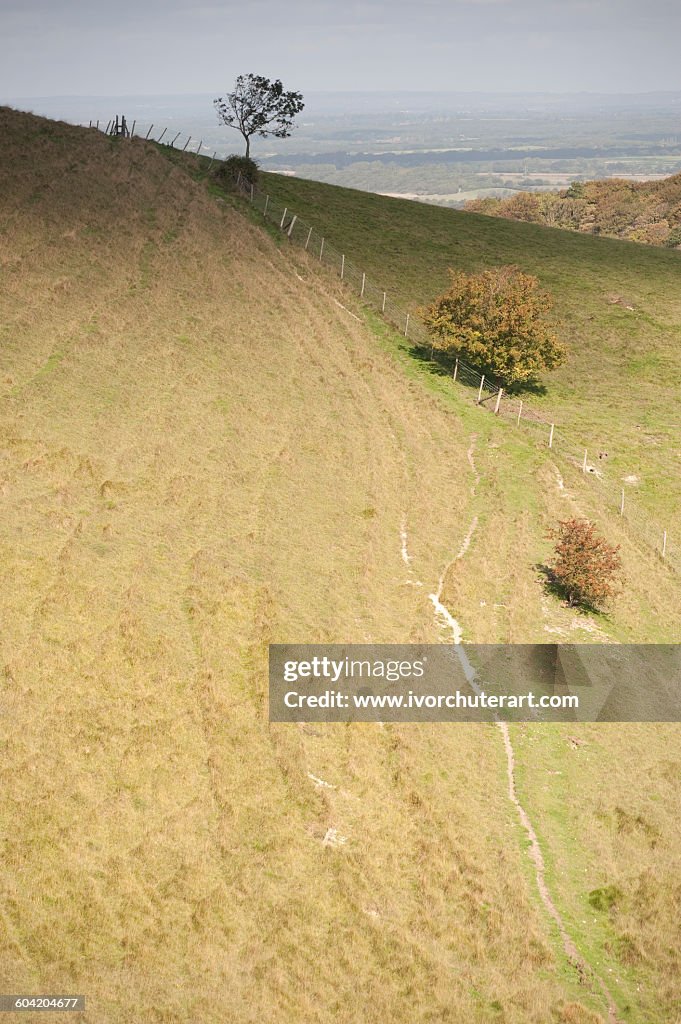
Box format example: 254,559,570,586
260,172,681,526
1,108,680,1024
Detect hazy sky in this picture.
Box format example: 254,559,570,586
2,0,681,98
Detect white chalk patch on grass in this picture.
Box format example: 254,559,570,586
334,298,362,321
400,518,412,566
307,773,336,790
456,515,479,560
322,827,348,848
429,592,464,645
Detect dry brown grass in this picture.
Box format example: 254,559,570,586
512,722,681,1023
1,108,679,1023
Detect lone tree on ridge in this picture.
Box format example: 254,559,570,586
214,74,305,159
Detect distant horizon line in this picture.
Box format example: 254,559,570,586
5,88,681,101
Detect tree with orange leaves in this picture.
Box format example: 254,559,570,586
421,265,566,388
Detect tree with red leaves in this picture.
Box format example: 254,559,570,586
548,518,623,610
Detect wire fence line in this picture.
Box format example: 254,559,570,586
235,174,679,577
87,117,679,575
88,116,222,164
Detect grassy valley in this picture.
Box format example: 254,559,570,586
259,171,681,531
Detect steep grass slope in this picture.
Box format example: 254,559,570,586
0,109,680,1024
260,172,681,525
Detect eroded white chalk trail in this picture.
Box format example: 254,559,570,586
401,433,619,1024
496,721,619,1023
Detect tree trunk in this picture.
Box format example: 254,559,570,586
244,135,250,159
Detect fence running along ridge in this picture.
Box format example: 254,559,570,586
236,174,679,577
88,116,222,165
86,117,679,576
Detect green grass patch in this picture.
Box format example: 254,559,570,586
259,172,681,523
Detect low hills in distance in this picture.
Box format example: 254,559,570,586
465,172,681,248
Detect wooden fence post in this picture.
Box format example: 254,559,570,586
453,358,458,382
145,124,154,139
157,127,167,143
319,238,324,261
341,255,345,279
170,131,181,147
517,400,523,426
287,215,297,237
263,195,269,217
582,449,588,473
130,120,136,137
662,531,667,558
549,423,555,448
305,227,312,250
280,207,288,229
361,273,365,297
494,388,503,414
182,136,191,151
382,292,386,313
404,313,410,336
477,375,485,404
620,489,625,515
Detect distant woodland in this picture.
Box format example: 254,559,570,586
465,173,681,248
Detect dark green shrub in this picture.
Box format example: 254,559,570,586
565,181,585,199
588,884,623,912
664,226,681,249
211,154,259,191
